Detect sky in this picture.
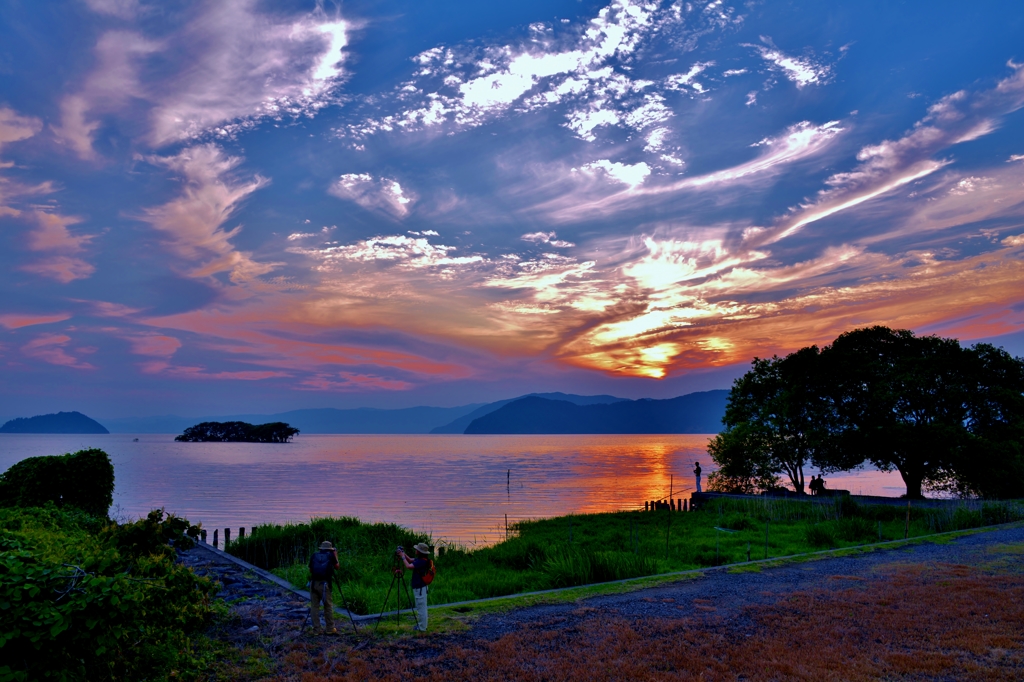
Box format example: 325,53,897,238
1,0,1024,419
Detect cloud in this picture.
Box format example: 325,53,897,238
125,333,182,357
21,334,94,369
57,0,350,154
1008,154,1024,162
0,107,48,217
20,212,96,283
142,144,275,283
298,371,414,392
521,231,575,248
328,174,416,218
576,159,651,188
0,313,71,329
344,0,737,148
748,37,830,88
297,234,483,272
752,62,1024,246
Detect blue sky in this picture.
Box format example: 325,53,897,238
1,0,1023,419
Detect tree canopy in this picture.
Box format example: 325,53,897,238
174,421,299,443
708,327,1024,499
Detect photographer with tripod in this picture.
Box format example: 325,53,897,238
308,540,341,635
397,543,433,632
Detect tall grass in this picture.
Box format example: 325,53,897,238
226,498,1024,615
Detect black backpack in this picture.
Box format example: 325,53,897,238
310,550,333,580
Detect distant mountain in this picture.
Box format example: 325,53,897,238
104,404,485,434
429,392,626,434
463,391,729,434
0,411,109,434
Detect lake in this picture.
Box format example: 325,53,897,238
0,433,908,546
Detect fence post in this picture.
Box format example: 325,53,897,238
225,527,231,547
905,500,911,540
200,529,207,543
213,529,218,549
239,527,245,540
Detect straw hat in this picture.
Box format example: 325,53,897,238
319,541,334,550
413,542,431,555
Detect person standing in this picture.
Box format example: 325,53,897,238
308,540,340,635
694,461,702,493
398,543,433,632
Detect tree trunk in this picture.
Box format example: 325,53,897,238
900,469,924,499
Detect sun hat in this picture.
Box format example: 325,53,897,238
319,541,334,550
413,542,431,554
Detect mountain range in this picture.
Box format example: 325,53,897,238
0,411,109,434
10,390,729,435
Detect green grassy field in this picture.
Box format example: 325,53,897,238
225,496,1024,616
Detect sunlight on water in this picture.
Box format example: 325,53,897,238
0,434,907,547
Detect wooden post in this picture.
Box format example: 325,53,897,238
684,498,688,512
213,528,218,549
670,474,673,505
224,527,231,547
239,527,245,540
644,501,649,511
200,529,207,543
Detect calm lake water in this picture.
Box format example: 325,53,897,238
0,434,907,546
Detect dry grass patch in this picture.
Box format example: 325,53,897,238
241,561,1024,681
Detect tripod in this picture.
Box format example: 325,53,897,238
374,552,414,633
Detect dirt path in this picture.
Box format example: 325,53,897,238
201,524,1024,680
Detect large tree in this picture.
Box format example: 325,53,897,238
708,346,841,494
821,327,976,499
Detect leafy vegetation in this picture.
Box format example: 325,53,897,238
0,448,114,516
709,326,1024,499
228,496,1024,615
175,420,299,443
0,449,218,681
0,506,216,681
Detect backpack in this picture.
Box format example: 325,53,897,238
310,550,333,580
421,560,435,586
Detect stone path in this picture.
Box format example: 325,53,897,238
178,542,359,650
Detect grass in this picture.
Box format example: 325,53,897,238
225,496,1024,617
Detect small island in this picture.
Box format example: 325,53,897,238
174,421,299,443
0,411,109,434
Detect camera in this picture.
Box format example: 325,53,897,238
395,545,404,555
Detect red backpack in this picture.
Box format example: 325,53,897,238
422,560,435,585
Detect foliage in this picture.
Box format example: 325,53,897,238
0,449,114,516
0,506,215,682
174,421,299,443
709,326,1024,499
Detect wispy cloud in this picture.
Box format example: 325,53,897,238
328,174,416,218
57,0,350,155
748,37,831,88
21,334,94,369
142,144,275,283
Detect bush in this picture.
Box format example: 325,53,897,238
0,449,114,517
0,507,215,681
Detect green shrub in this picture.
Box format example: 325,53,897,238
0,449,114,517
0,506,215,681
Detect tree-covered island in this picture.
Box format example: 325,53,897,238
174,421,300,443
